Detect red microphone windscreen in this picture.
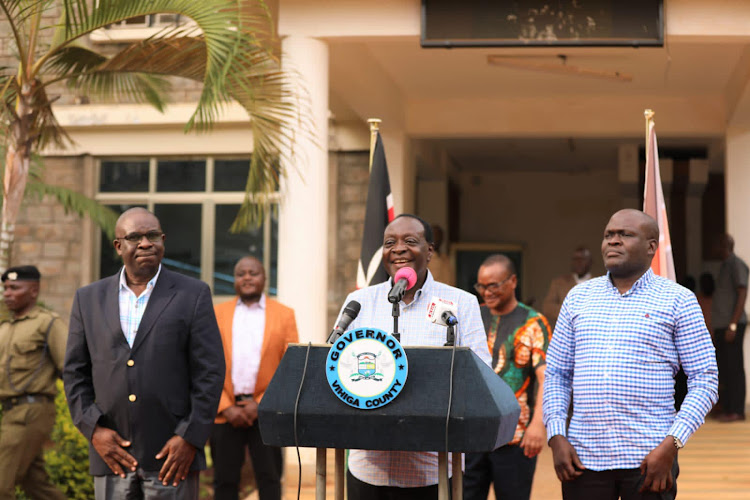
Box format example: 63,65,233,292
393,267,418,290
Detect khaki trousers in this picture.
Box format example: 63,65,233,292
0,401,65,500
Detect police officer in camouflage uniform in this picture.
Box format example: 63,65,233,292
0,265,66,499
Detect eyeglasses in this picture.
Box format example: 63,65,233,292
116,231,164,244
473,275,514,294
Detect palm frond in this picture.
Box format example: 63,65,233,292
30,83,72,151
42,44,171,110
0,0,34,69
43,44,107,76
0,75,71,151
23,181,118,239
76,70,170,111
0,149,117,238
224,51,313,229
54,37,207,81
0,76,17,144
17,0,311,229
43,1,277,129
230,195,278,233
229,157,280,232
42,33,312,229
44,0,250,132
49,0,259,73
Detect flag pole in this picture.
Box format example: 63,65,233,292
368,118,382,171
644,109,655,203
644,109,654,159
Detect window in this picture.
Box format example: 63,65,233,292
96,157,279,296
91,12,197,44
107,13,186,28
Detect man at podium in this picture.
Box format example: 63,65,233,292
339,214,492,499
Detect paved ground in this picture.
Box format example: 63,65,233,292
241,447,560,499
237,417,750,499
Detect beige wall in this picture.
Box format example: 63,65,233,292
280,0,750,39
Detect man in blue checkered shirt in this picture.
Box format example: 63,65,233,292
543,209,718,500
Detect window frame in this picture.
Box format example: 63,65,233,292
94,156,279,298
90,13,197,44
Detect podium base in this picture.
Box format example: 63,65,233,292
317,449,463,500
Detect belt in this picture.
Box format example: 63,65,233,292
235,394,254,402
0,393,54,412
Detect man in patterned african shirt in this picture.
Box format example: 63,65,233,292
464,254,551,500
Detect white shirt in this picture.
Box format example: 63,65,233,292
342,271,492,487
574,272,592,285
231,294,266,395
118,265,161,347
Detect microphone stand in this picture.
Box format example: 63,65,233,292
444,325,455,347
392,302,400,342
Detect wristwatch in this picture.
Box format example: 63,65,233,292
729,323,738,332
671,435,684,449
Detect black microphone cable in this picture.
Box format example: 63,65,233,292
444,324,458,489
293,342,312,500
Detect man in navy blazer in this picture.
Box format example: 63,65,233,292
63,207,225,500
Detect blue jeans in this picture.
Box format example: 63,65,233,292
464,444,537,500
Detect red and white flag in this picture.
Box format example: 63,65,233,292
643,117,676,281
356,132,395,288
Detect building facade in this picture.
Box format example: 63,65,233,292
14,0,750,396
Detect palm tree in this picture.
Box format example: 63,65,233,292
0,0,302,270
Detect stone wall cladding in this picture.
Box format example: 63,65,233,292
328,150,369,327
11,156,86,319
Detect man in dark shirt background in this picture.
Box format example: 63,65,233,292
712,233,749,423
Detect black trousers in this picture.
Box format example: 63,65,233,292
715,323,747,415
209,423,283,500
561,459,679,500
346,470,446,500
464,444,537,500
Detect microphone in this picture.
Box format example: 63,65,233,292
426,297,459,326
327,300,361,344
388,267,418,304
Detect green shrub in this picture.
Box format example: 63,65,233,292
44,379,95,499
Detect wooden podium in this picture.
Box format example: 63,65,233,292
258,344,520,499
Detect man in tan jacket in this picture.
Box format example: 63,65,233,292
210,256,298,500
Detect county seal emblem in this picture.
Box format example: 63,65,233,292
326,327,408,409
